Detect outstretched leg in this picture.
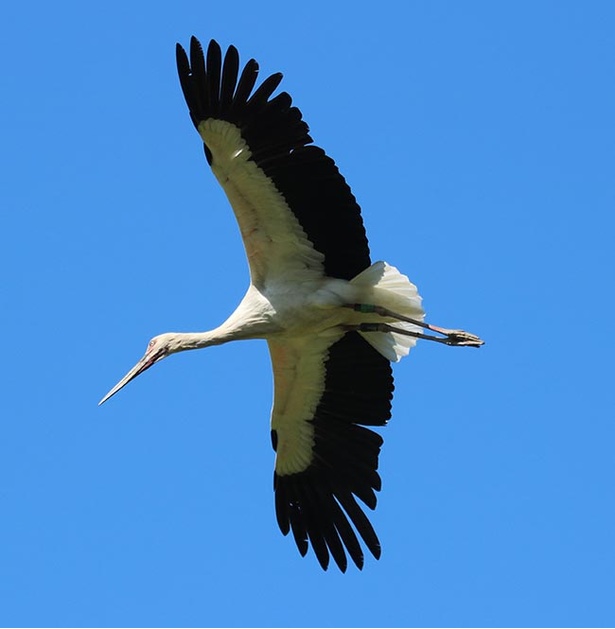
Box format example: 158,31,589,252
346,304,484,348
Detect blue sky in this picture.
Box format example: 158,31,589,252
2,1,614,626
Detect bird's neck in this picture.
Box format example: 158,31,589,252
170,328,237,352
171,287,279,353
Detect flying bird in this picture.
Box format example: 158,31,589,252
100,36,484,572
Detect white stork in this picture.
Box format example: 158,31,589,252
100,36,484,572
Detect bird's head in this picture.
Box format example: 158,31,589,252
98,333,180,405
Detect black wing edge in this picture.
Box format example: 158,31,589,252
272,332,394,572
175,36,371,280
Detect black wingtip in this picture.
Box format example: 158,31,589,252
175,42,189,77
190,34,203,56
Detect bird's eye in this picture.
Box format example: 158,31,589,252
148,339,156,349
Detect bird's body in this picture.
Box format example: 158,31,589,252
100,37,483,572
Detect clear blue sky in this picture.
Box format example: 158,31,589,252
1,1,614,626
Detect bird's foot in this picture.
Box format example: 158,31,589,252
427,327,485,347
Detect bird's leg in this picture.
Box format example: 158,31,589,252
346,304,485,348
345,321,483,347
344,322,449,345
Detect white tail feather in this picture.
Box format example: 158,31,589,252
351,261,425,362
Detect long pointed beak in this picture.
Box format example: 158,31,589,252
98,351,158,406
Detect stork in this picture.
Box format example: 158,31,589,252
100,36,484,572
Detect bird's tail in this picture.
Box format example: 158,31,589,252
350,261,425,362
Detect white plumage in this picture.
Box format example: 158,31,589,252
100,37,483,572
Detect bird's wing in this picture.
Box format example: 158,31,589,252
268,331,393,572
176,37,371,287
